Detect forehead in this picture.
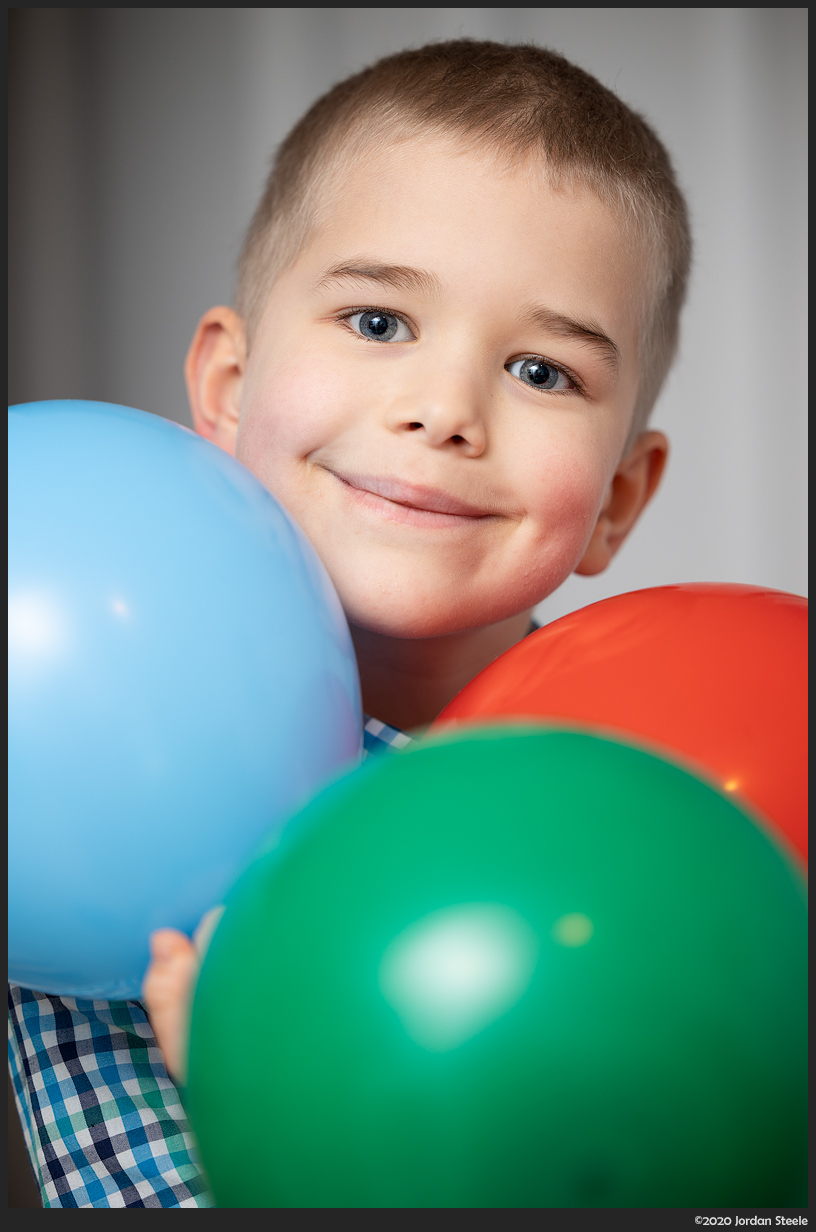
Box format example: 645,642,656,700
302,135,649,344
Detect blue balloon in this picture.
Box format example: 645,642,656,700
9,401,362,1000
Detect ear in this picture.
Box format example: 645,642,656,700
575,430,668,576
184,306,246,455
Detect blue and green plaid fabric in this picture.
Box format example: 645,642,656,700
362,714,415,756
7,984,213,1208
8,715,414,1208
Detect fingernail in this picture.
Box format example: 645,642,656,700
150,931,176,961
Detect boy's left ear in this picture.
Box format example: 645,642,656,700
574,431,668,576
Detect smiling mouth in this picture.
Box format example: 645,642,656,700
325,469,496,527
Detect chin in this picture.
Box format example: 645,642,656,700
341,586,531,641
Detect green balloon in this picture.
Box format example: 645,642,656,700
186,727,807,1208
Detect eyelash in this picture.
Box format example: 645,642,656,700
336,306,415,337
508,354,585,397
335,306,585,395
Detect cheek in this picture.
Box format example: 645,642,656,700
497,456,606,616
236,353,351,480
516,430,611,549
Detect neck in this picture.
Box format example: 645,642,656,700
350,609,533,733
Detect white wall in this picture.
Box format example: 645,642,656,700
9,8,807,612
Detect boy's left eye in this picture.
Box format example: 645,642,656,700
347,311,413,343
506,357,573,392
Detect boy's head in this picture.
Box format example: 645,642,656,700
187,39,690,643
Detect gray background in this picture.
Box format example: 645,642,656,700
9,8,808,624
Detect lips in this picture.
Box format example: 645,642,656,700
323,466,499,530
327,469,493,521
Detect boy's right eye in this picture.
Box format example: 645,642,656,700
346,310,413,343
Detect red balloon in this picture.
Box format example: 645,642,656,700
433,584,807,863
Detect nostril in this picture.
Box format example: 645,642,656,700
451,435,465,444
407,422,423,431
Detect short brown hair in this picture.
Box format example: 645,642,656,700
236,39,691,434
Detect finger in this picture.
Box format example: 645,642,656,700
149,927,196,965
142,929,199,1083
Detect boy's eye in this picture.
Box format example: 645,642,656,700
507,357,573,392
348,310,413,343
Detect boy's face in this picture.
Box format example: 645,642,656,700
226,137,652,638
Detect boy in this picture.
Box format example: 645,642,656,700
9,39,690,1206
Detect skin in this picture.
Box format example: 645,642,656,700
143,135,668,1078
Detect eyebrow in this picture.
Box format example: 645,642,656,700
524,305,620,374
314,260,443,298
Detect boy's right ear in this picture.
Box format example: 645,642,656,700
184,306,246,455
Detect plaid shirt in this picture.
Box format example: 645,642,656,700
8,715,413,1209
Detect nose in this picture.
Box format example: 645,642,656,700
383,369,488,458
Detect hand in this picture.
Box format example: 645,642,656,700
142,928,198,1084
